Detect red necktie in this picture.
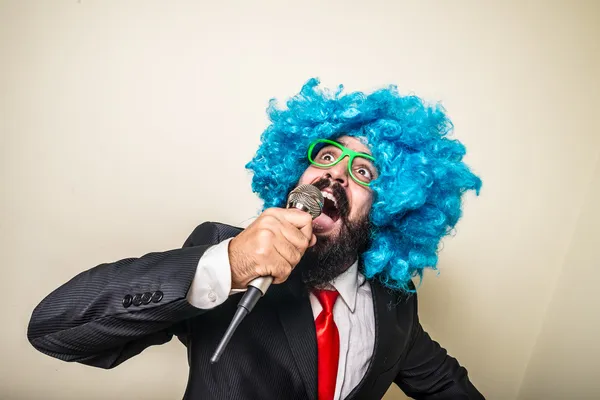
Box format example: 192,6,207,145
313,289,340,400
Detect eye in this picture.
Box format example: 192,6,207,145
313,145,341,164
356,167,372,180
317,151,337,164
352,160,377,184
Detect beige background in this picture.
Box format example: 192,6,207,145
1,1,599,399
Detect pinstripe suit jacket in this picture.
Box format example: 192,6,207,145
28,222,484,399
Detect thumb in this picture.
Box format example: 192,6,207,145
308,234,317,247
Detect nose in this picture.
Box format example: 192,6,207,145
323,156,349,186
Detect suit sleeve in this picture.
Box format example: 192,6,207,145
394,293,485,399
27,222,222,369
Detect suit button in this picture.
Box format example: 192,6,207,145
132,293,143,306
151,291,164,303
122,294,133,308
141,292,152,305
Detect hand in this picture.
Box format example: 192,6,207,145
228,208,317,289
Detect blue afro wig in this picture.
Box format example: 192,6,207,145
246,78,481,292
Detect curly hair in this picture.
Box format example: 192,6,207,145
245,78,481,292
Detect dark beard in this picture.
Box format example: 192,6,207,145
301,217,371,289
297,178,372,289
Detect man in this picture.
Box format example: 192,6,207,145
28,78,484,399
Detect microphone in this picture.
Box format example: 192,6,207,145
210,184,324,364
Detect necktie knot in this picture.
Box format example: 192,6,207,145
313,289,339,314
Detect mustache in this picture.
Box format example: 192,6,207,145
310,178,350,221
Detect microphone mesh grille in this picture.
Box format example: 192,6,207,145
287,184,324,219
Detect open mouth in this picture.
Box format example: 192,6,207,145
321,191,340,222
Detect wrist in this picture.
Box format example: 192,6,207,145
228,237,246,290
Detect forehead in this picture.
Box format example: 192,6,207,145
335,135,372,156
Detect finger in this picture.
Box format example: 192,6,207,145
258,217,303,251
272,235,302,267
268,217,310,252
253,224,300,279
309,234,317,247
266,251,294,284
261,210,312,251
270,208,313,242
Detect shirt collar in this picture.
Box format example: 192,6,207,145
328,260,363,313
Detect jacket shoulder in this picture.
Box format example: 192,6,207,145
183,222,243,248
369,277,419,316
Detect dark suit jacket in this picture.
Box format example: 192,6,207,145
28,222,483,399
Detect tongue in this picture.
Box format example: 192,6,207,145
313,213,336,233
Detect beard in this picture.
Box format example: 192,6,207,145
297,178,372,289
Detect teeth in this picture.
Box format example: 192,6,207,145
321,191,337,208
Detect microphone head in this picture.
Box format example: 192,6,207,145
287,184,324,219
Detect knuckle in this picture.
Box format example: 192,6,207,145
256,246,270,256
265,207,282,217
258,229,274,241
261,215,284,230
255,236,273,256
259,215,275,227
259,212,274,222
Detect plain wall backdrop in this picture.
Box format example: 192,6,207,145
1,1,599,399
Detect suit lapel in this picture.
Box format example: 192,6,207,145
273,274,318,400
212,223,318,398
370,282,407,373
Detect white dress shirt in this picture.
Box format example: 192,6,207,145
186,238,376,400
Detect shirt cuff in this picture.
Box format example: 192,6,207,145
186,238,236,309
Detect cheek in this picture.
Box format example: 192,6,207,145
349,190,373,220
298,167,322,185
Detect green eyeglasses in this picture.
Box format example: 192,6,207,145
307,138,377,186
